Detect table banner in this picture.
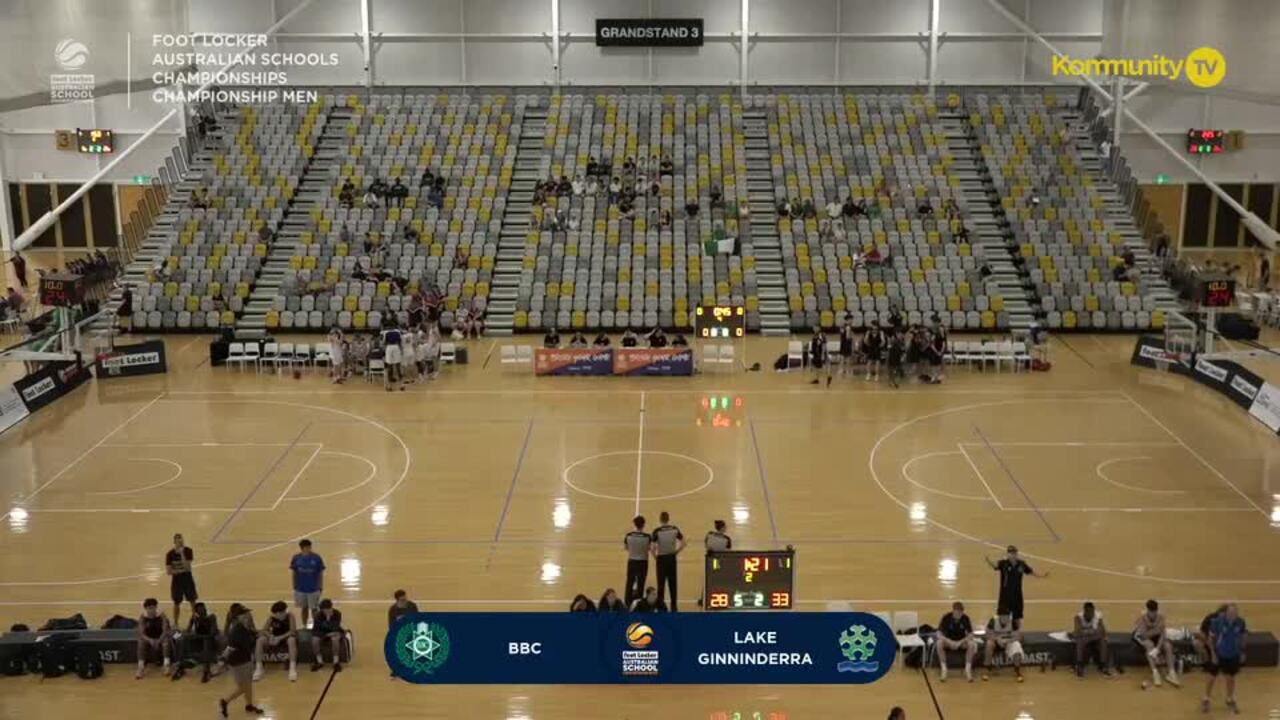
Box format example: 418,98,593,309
613,347,694,376
385,612,896,685
534,348,614,376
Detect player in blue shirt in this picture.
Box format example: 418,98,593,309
289,539,326,628
1202,603,1246,714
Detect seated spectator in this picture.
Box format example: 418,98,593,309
982,610,1025,682
659,209,672,228
800,198,816,219
183,601,221,682
777,198,793,217
310,599,345,672
136,597,174,678
826,199,842,220
607,176,622,202
659,155,674,175
389,177,408,207
191,187,210,209
1134,599,1180,687
569,594,597,612
917,200,933,216
339,181,355,208
593,332,611,347
622,156,635,173
556,175,572,196
255,600,299,682
362,189,380,209
368,177,388,198
621,329,639,348
419,168,435,188
647,327,668,348
709,185,723,209
598,588,626,612
943,197,961,220
629,586,668,613
585,175,599,195
586,157,599,177
543,327,561,348
671,334,688,348
685,201,700,219
568,331,588,348
1072,601,1111,678
936,601,978,682
388,589,419,629
571,175,586,196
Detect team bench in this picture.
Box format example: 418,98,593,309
903,630,1278,670
0,628,355,667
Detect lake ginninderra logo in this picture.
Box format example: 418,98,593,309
395,621,451,677
836,624,879,673
1052,46,1226,89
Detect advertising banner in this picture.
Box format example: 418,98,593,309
94,339,168,379
533,348,614,376
13,358,90,414
0,384,29,435
1249,383,1280,433
613,347,695,376
385,612,896,685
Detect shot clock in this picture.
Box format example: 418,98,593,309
704,549,796,611
1198,276,1235,308
695,304,746,339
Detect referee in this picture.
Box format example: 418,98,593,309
652,511,686,611
704,520,732,553
623,516,652,607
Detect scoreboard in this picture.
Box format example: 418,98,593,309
704,549,795,611
77,128,114,154
1199,276,1235,308
695,304,746,339
39,273,84,307
1187,129,1225,154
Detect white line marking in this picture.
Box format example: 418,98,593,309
634,391,646,515
956,442,1005,509
0,398,411,587
1123,391,1269,518
1094,456,1186,496
900,451,994,501
270,442,324,510
101,442,325,448
284,451,379,502
1000,507,1254,513
87,458,184,496
563,450,714,503
15,507,273,513
159,388,1121,397
13,393,163,505
956,441,1181,448
866,398,1280,584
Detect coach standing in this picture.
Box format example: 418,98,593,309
984,545,1048,622
652,511,686,611
623,516,652,607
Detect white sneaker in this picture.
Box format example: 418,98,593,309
288,666,297,682
939,669,947,682
1164,672,1180,688
135,664,144,679
965,667,973,682
252,665,265,682
1151,671,1162,687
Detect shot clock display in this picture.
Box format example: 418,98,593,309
1199,277,1236,308
1187,129,1225,154
38,273,84,307
696,304,746,339
704,549,795,611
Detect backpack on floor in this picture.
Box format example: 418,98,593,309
73,646,103,680
3,650,29,676
100,615,137,630
36,634,78,678
38,614,87,631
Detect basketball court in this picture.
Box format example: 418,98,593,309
2,330,1280,719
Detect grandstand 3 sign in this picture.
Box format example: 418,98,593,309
595,19,704,47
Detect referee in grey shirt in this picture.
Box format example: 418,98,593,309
623,515,652,607
652,511,686,611
705,520,732,553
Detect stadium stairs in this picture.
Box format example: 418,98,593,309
742,108,787,336
945,104,1036,332
485,106,547,336
235,104,355,338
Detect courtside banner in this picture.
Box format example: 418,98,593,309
385,612,895,685
534,348,614,376
614,347,695,376
0,383,29,435
1249,383,1280,434
95,339,168,379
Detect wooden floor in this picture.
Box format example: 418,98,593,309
2,328,1280,720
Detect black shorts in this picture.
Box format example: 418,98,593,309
171,574,198,604
1211,656,1241,676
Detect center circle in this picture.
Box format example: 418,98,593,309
562,450,715,502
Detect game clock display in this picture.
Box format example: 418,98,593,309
1187,128,1225,154
696,304,746,339
1200,278,1236,308
704,550,795,611
38,273,84,307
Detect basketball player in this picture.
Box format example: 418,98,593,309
310,599,345,672
289,539,325,628
704,520,732,552
255,601,299,681
165,533,197,627
838,317,856,376
808,329,831,386
216,604,264,717
382,321,405,391
1193,604,1227,675
1133,599,1180,687
327,327,345,383
1203,603,1246,714
982,609,1025,682
413,327,429,381
1073,601,1112,677
652,511,686,611
623,515,652,607
984,545,1048,623
936,601,978,682
184,601,220,683
400,329,418,383
136,598,173,678
862,326,884,381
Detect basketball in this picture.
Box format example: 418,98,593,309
625,623,654,648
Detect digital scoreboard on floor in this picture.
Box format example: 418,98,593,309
695,304,746,339
704,549,795,611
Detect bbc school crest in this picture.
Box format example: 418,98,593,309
836,624,879,673
393,621,451,678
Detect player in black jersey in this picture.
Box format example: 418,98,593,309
254,600,299,682
165,533,197,627
136,597,173,678
182,601,220,682
862,326,884,381
310,599,346,672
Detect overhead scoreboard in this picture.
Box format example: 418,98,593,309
704,549,795,611
1187,129,1225,154
77,128,114,154
696,304,746,339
